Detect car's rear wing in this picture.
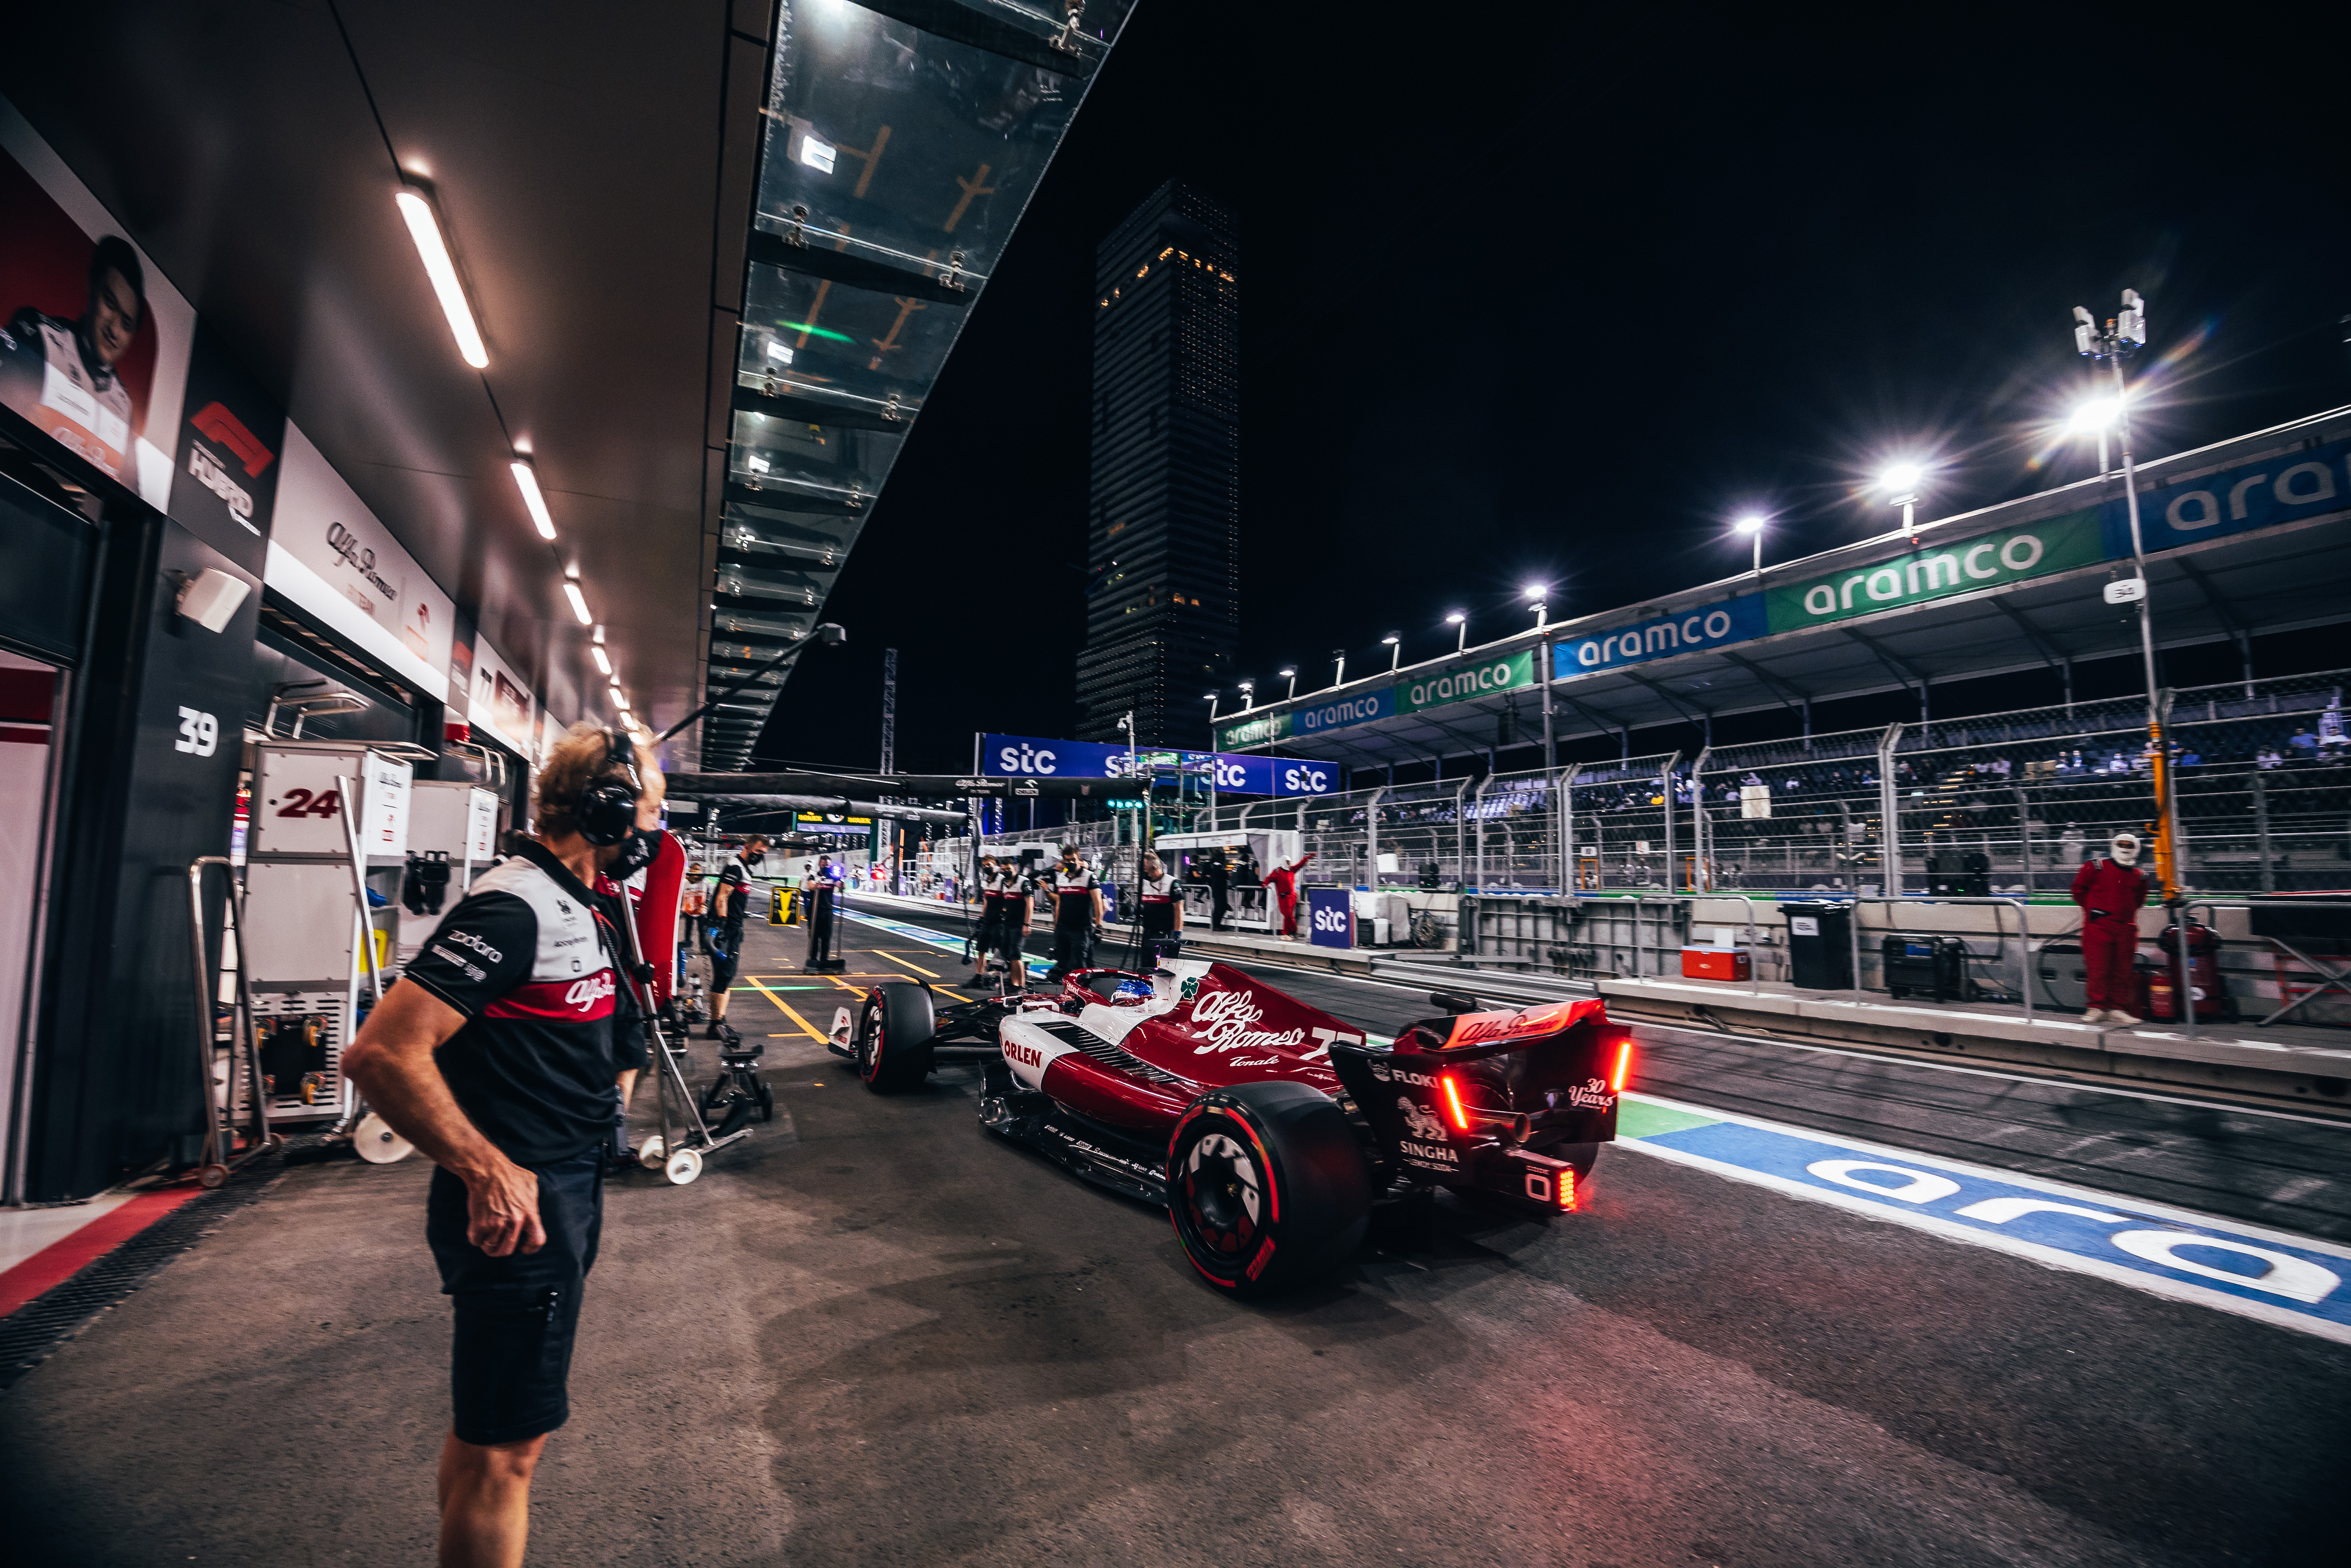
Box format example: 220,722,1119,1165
1327,995,1632,1210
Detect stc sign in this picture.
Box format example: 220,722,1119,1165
980,734,1338,797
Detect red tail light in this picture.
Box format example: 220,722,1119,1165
1438,1073,1473,1135
1610,1039,1634,1093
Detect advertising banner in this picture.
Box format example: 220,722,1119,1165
469,636,536,757
1555,594,1769,678
169,323,284,573
1765,508,2105,633
1398,649,1536,713
1306,887,1354,949
1289,686,1394,739
267,423,454,697
0,117,195,509
2125,436,2351,555
979,733,1338,796
1218,710,1289,748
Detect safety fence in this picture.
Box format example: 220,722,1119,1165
1257,666,2349,899
892,669,2349,911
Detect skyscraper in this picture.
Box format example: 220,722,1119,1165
1074,180,1239,745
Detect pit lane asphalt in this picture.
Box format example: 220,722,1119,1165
2,911,2344,1566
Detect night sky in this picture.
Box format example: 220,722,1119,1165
752,8,2350,777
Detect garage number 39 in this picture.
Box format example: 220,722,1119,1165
175,706,220,757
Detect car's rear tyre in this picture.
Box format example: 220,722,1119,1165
1166,1081,1371,1296
859,982,936,1093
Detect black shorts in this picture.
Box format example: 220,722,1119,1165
427,1147,605,1447
610,1015,649,1074
708,926,744,991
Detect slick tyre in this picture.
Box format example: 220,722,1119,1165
859,981,936,1094
1167,1082,1371,1297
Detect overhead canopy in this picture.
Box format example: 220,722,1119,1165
696,0,1136,771
1225,406,2351,772
0,3,787,741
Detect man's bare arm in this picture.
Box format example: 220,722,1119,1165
341,981,547,1258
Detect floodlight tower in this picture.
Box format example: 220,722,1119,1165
2074,288,2177,898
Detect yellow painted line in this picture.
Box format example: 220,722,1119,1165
774,1002,830,1042
741,976,827,1043
871,949,939,979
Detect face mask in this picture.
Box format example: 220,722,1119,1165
609,826,659,880
743,850,764,868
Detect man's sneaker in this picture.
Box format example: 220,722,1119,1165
2081,1009,2107,1023
2105,1011,2140,1026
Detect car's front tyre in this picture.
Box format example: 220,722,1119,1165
1166,1082,1370,1296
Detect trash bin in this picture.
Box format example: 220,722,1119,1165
1781,901,1852,990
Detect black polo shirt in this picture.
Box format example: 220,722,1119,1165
404,840,620,1166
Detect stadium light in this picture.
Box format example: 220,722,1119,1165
1381,633,1401,671
1279,666,1297,699
1734,514,1767,576
1524,584,1549,630
2067,394,2124,474
1445,610,1467,652
1204,690,1220,724
2073,286,2176,898
1332,647,1349,688
1237,679,1256,713
1878,464,1925,542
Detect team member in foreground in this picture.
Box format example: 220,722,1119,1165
343,724,663,1568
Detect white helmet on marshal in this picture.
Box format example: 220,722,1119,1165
2110,832,2141,866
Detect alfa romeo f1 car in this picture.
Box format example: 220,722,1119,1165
827,960,1629,1294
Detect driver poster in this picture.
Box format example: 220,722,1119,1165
0,99,195,508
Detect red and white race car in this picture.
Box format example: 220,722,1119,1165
833,960,1629,1294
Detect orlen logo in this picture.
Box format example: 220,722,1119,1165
998,742,1057,774
564,973,615,1013
1005,1039,1044,1068
1282,764,1330,793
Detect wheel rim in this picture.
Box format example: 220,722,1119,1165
1177,1125,1263,1265
862,1017,884,1081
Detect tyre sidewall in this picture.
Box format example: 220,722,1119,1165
863,981,937,1093
1166,1081,1370,1296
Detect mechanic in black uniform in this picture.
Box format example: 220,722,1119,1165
705,835,768,1037
1205,848,1231,932
341,724,663,1568
1134,848,1184,970
1047,842,1105,980
968,854,1003,979
996,855,1034,985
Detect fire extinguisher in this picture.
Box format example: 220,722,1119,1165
2147,921,2222,1021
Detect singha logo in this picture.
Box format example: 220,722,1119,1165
1398,1096,1448,1141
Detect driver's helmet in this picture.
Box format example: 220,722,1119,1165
1111,977,1154,1004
